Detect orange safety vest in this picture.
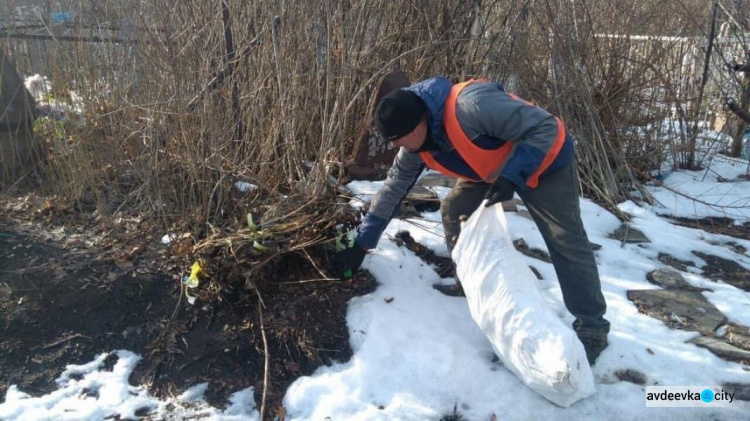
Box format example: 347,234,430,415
420,80,566,188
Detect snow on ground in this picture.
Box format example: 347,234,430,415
647,153,750,221
2,156,750,420
0,351,258,421
282,165,750,420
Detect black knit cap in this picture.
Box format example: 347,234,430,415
374,89,426,141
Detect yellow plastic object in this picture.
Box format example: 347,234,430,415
181,261,203,305
187,261,202,288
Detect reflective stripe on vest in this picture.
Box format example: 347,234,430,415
420,152,478,182
420,80,567,188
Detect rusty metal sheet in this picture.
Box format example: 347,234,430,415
348,69,410,180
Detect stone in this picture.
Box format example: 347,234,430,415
627,289,727,335
646,269,688,289
609,224,651,243
1,130,39,183
688,336,750,362
726,324,750,351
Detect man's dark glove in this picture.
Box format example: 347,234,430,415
484,177,516,207
335,245,367,279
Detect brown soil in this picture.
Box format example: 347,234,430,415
4,201,748,415
0,205,376,415
666,216,750,242
393,230,454,278
614,368,647,385
393,229,551,280
692,251,750,292
657,252,696,272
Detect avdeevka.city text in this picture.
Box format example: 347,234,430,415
647,389,734,403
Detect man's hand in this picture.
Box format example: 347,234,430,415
335,245,367,279
484,177,515,207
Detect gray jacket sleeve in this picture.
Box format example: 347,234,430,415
355,148,425,249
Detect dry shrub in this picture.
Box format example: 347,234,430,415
0,1,490,289
2,0,745,247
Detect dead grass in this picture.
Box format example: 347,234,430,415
1,0,746,267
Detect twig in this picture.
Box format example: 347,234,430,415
715,1,745,33
256,291,270,421
206,172,229,226
36,333,92,350
170,282,184,321
187,32,264,111
659,182,750,211
620,224,630,248
302,249,329,280
687,1,719,169
276,278,340,284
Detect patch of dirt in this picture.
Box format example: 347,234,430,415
666,216,750,241
692,251,750,292
0,214,376,412
0,222,169,397
392,230,553,281
439,405,467,421
657,252,696,273
614,369,647,385
512,238,552,263
394,188,441,220
394,231,454,278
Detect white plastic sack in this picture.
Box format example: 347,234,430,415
453,204,595,407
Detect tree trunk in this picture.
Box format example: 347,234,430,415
687,1,718,169
730,70,749,157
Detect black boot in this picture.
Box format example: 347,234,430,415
432,282,465,297
434,258,457,278
578,335,608,366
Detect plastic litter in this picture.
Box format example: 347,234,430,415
182,262,202,305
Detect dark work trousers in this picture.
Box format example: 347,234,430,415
440,161,610,340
